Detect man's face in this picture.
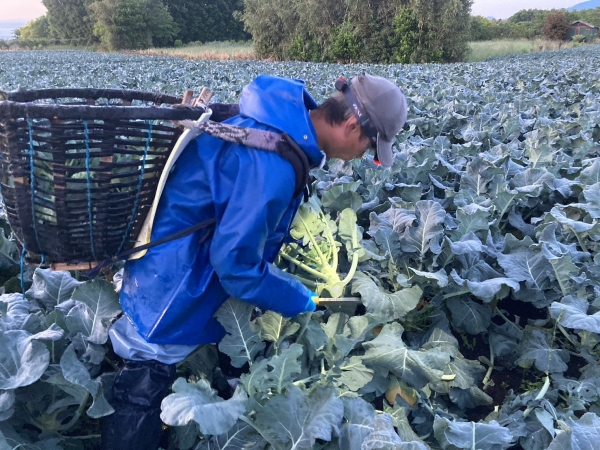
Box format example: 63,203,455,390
325,117,373,162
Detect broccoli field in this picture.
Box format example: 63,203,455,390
1,46,600,449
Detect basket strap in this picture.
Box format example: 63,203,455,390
180,120,311,199
85,218,216,278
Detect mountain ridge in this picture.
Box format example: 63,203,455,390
568,0,600,12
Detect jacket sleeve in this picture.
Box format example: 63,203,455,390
208,145,314,317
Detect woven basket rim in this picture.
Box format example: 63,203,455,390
0,88,205,121
0,102,205,120
6,88,185,104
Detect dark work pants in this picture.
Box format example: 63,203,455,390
101,359,177,450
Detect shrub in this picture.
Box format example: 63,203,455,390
328,21,361,63
541,11,570,41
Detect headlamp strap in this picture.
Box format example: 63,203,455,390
334,77,378,150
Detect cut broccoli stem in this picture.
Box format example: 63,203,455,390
340,215,359,284
321,211,339,270
292,274,318,288
299,214,329,268
279,253,329,280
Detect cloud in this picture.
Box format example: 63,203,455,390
471,0,581,19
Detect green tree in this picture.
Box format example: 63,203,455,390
90,0,177,49
328,20,362,62
541,11,570,40
164,0,249,44
469,16,494,41
242,0,300,59
508,9,539,23
42,0,95,41
16,16,52,41
408,0,472,63
243,0,472,63
509,22,538,39
392,7,420,62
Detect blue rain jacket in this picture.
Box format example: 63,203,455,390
119,75,325,345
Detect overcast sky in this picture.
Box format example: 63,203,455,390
0,0,585,22
471,0,582,19
0,0,46,22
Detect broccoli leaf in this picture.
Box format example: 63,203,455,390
160,378,247,436
217,299,266,368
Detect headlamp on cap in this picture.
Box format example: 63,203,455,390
334,77,381,165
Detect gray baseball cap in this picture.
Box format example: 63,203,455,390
349,73,408,168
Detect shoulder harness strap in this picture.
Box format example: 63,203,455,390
198,103,310,199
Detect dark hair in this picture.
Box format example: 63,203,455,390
315,92,369,140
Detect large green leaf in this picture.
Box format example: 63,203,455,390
26,269,82,312
321,182,363,211
160,378,247,436
446,297,492,335
547,254,579,297
195,422,267,450
497,248,552,291
0,326,63,390
338,397,375,450
370,208,417,234
0,231,18,270
59,343,113,418
0,293,40,332
293,312,328,360
322,313,373,364
400,200,446,256
549,296,600,334
433,417,513,450
251,385,344,450
0,390,14,422
580,183,600,218
547,413,600,450
362,323,448,389
255,311,300,351
240,343,303,398
217,299,266,368
516,328,569,374
352,272,422,321
454,203,492,237
65,280,121,344
361,414,426,449
336,356,374,392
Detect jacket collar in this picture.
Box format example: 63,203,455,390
239,75,325,168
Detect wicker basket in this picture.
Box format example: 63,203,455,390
0,88,204,265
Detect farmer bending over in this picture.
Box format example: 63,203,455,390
101,73,408,450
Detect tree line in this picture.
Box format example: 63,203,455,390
470,8,600,41
242,0,472,63
12,0,473,63
9,1,600,63
15,0,249,51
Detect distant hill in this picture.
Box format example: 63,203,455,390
0,20,27,40
568,0,600,11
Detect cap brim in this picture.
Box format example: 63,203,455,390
376,134,393,168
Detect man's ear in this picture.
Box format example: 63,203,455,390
344,115,360,136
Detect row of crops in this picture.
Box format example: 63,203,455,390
0,45,600,449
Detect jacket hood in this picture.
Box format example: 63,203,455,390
239,75,324,168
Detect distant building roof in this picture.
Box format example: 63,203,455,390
570,20,599,29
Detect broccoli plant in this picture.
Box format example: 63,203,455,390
277,198,363,298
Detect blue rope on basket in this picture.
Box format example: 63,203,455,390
27,119,42,252
117,121,152,255
83,121,98,261
20,247,27,296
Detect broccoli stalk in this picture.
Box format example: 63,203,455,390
279,206,362,298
